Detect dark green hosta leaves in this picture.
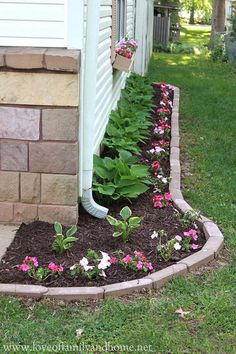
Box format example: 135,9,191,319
93,151,150,201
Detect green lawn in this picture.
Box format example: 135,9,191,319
1,26,236,353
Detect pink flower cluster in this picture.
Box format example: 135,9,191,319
153,193,172,208
48,262,64,273
151,161,161,170
123,250,154,272
184,229,199,250
18,256,38,272
115,38,137,58
154,120,171,136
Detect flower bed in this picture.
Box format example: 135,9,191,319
0,81,206,288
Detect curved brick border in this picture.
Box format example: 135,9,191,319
0,86,224,300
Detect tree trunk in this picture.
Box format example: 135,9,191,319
210,0,225,48
189,3,195,24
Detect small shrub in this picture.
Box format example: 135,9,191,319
210,34,228,63
106,206,143,242
52,222,78,255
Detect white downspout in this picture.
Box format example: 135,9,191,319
81,0,108,218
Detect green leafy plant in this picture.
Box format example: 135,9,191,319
106,206,143,242
93,150,151,201
174,209,200,229
52,222,78,255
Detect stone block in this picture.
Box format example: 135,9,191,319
173,198,192,213
0,107,40,140
103,279,153,298
202,237,224,256
41,174,77,205
21,173,40,204
0,72,79,106
44,287,103,300
146,264,187,289
42,108,78,141
0,284,47,298
38,204,78,226
0,203,14,222
0,172,19,202
44,49,80,72
178,249,215,270
1,142,28,171
29,142,78,174
14,203,38,223
5,47,46,69
203,222,224,240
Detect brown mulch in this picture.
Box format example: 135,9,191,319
0,84,206,287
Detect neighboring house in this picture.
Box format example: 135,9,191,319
0,0,154,225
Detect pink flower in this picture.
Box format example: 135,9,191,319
24,256,38,268
175,235,182,242
134,250,147,261
136,261,143,270
164,193,172,201
19,263,30,272
146,262,154,271
191,244,199,250
123,255,133,264
57,265,64,272
48,262,58,272
153,195,163,201
110,257,117,264
184,229,198,240
152,161,160,169
154,201,163,208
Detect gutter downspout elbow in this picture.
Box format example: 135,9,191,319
81,0,108,218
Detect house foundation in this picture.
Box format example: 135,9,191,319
0,48,80,225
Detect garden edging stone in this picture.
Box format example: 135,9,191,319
0,85,224,299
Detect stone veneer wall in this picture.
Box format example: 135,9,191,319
0,48,80,225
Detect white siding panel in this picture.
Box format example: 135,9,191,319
93,0,135,152
0,0,66,46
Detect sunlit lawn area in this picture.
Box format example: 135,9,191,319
0,26,236,353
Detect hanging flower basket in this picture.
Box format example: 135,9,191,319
113,53,135,73
113,37,137,73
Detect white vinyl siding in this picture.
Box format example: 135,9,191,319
93,0,135,152
0,0,66,47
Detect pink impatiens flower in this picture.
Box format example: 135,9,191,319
184,229,198,241
154,201,163,208
109,257,117,264
19,263,30,272
146,263,154,271
57,265,64,272
136,261,143,270
134,250,147,261
175,235,182,242
191,244,199,250
152,161,160,169
24,256,38,268
164,192,172,201
123,255,133,264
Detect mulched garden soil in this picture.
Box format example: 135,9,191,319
0,84,206,287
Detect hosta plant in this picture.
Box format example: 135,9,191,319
106,206,143,242
52,222,78,255
93,150,151,201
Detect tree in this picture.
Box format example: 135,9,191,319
180,0,212,24
210,0,225,48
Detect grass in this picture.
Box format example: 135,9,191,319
1,26,236,353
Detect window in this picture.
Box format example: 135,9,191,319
111,0,127,62
116,0,126,43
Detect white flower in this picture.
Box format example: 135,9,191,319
174,242,181,251
175,235,182,242
151,231,158,239
162,177,168,184
70,264,77,271
98,251,111,270
80,257,94,271
99,270,107,278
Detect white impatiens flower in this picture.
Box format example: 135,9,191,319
99,270,107,278
70,264,77,271
162,177,168,184
80,257,94,271
98,251,111,270
151,231,158,239
174,242,181,251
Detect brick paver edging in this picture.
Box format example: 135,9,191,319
0,86,224,300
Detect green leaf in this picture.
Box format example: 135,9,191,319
64,236,77,243
130,165,150,178
106,215,119,226
97,185,116,195
113,231,123,238
129,216,143,225
66,225,77,237
120,206,132,221
54,222,62,235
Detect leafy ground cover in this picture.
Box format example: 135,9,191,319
0,26,236,353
